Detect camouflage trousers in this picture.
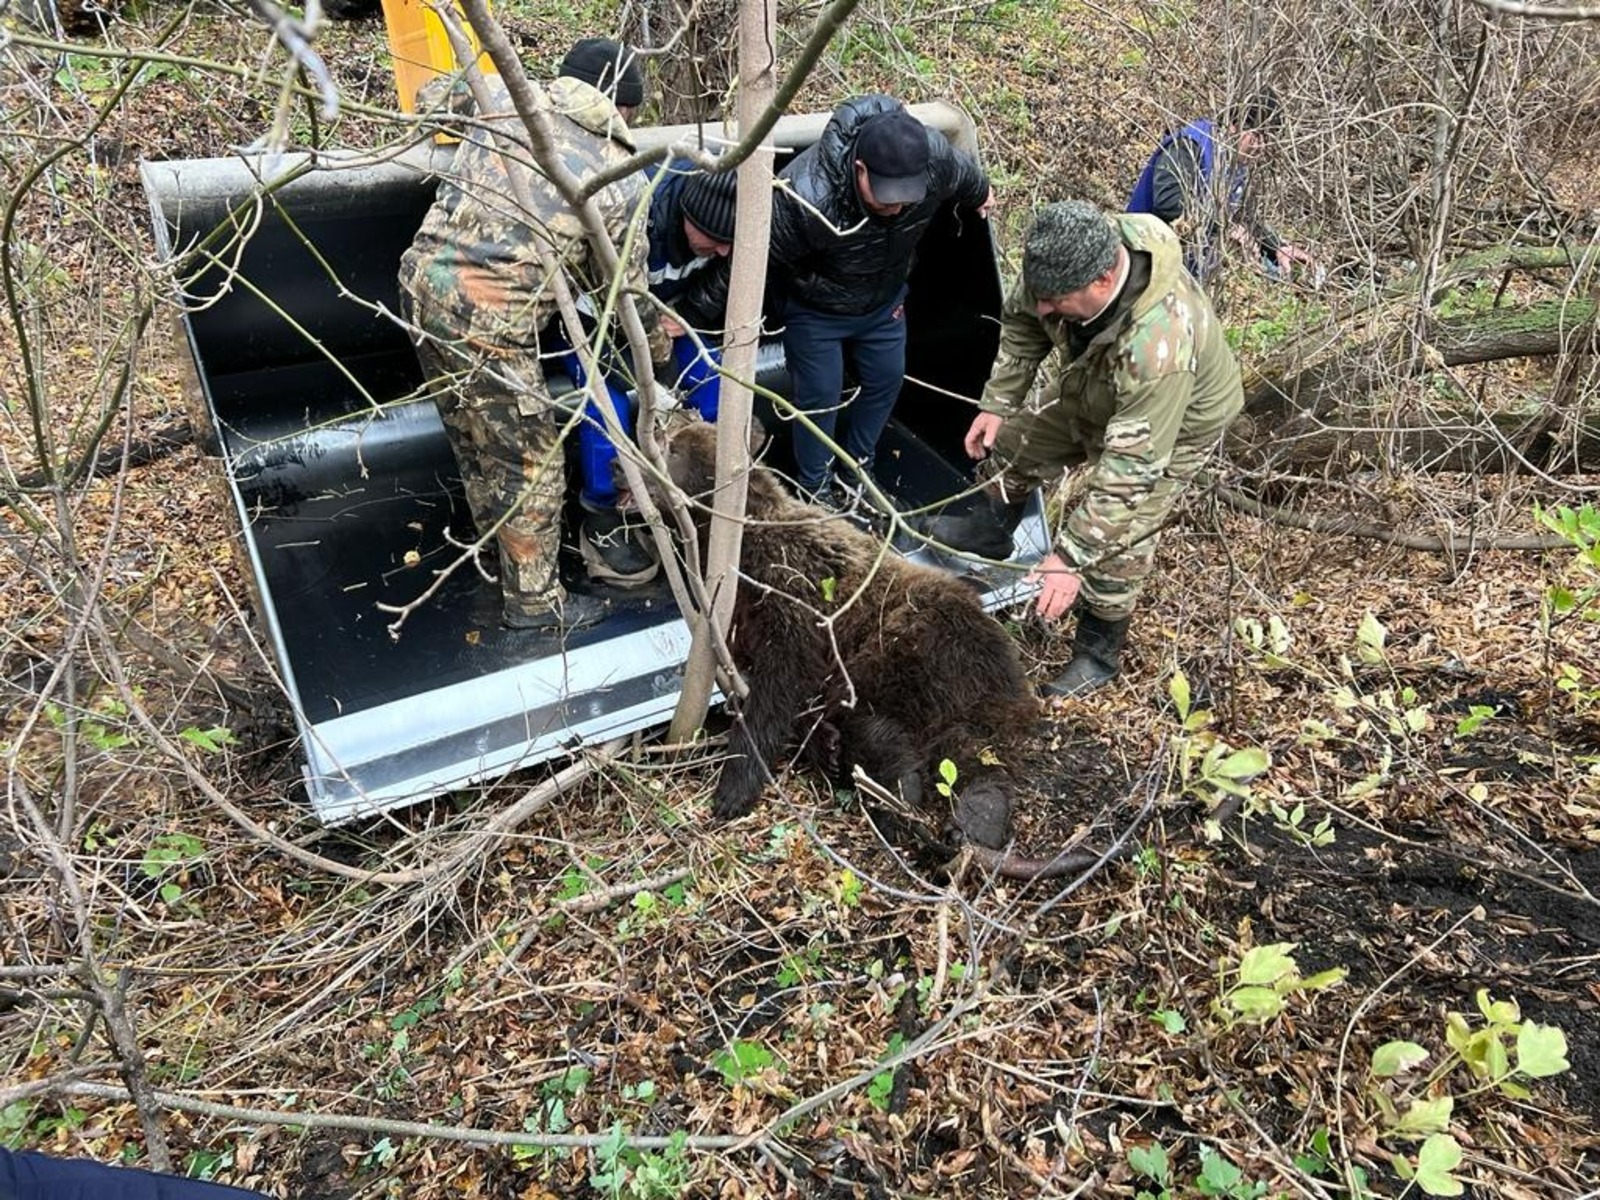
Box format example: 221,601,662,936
982,408,1216,622
409,330,570,620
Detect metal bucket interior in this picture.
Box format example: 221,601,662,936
140,105,1047,822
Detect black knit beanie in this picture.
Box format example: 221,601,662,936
1022,200,1121,297
679,169,737,244
558,38,645,109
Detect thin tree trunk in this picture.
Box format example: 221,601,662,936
668,0,776,740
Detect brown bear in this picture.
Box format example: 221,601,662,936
640,420,1039,831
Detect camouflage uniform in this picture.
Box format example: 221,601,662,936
978,214,1243,619
397,74,668,622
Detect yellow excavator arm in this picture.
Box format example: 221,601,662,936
381,0,497,113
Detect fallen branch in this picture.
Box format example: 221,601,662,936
1217,486,1570,552
556,866,694,915
0,420,193,504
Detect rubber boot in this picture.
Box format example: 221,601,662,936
925,492,1026,560
1044,612,1131,698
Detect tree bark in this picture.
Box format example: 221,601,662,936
668,0,776,740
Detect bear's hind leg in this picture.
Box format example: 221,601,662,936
841,712,925,806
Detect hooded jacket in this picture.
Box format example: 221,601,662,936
767,95,990,317
980,213,1243,568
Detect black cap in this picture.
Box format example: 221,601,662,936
1228,88,1282,133
558,38,645,109
679,169,737,244
855,110,930,205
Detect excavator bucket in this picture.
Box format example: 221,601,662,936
140,105,1048,823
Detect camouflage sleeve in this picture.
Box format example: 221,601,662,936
415,73,479,119
978,277,1054,415
1059,317,1194,569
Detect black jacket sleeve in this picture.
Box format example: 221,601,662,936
674,258,732,333
928,131,990,209
1149,138,1204,226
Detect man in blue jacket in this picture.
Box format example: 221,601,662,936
0,1147,268,1200
768,97,993,504
1127,92,1314,283
567,163,738,586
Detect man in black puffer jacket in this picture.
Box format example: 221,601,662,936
769,96,992,502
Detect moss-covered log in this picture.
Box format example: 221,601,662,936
1227,406,1600,473
1247,295,1598,416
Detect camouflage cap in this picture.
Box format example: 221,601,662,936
1023,200,1120,297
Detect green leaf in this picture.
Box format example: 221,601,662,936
1299,966,1347,991
1127,1141,1169,1185
1169,670,1191,720
1196,1146,1245,1194
1226,985,1284,1022
1215,747,1270,779
159,883,183,905
1151,1009,1186,1035
938,759,958,787
1480,1030,1511,1081
819,575,837,603
1371,1040,1430,1077
1515,1021,1570,1078
1413,1134,1464,1197
1475,989,1520,1026
179,725,236,753
1236,943,1297,986
712,1039,776,1086
1356,612,1388,663
1394,1095,1453,1136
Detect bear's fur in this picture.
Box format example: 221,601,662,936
646,421,1039,823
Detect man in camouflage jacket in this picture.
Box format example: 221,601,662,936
398,38,668,631
931,200,1243,696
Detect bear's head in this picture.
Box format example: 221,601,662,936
660,417,722,500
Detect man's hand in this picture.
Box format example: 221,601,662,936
1025,553,1081,621
1275,243,1317,278
660,314,686,339
963,412,1004,460
975,187,996,219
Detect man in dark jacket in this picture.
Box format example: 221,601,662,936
768,96,993,502
0,1147,268,1200
1126,92,1314,283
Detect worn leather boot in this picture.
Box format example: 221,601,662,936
502,590,609,633
1044,612,1131,698
580,502,659,589
924,492,1026,559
